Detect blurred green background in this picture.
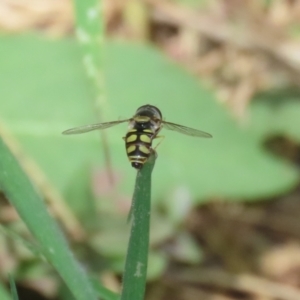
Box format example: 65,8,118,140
1,0,300,299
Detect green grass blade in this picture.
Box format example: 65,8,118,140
8,275,18,300
121,153,156,300
0,138,98,300
72,0,115,182
72,0,107,110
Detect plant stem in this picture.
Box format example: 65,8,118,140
121,153,156,300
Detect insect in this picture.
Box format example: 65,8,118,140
63,104,212,169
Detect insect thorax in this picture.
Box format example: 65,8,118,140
135,104,162,120
132,105,162,134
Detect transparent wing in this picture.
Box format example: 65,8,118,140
162,121,212,138
62,119,130,135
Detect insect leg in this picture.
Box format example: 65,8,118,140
153,135,165,150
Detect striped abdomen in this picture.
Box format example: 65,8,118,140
125,129,154,169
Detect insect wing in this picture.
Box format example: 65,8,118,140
63,119,130,135
162,121,212,138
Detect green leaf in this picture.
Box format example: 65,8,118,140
0,138,98,300
249,88,300,142
0,281,11,300
0,35,298,204
146,252,167,280
121,154,155,300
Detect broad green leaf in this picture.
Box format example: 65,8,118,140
0,34,298,205
249,89,300,142
0,281,11,300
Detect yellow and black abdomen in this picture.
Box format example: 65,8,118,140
125,129,153,169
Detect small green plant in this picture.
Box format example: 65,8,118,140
0,134,156,299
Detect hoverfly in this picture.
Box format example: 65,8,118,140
63,104,212,169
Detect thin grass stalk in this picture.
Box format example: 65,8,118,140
121,153,156,300
72,0,114,184
0,138,98,300
8,276,18,300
